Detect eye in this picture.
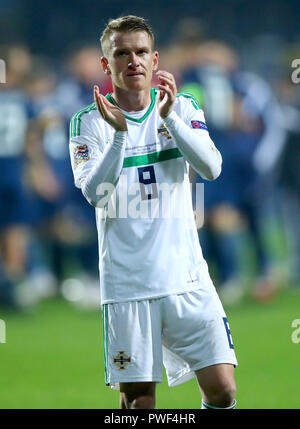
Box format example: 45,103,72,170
137,49,147,55
117,51,128,57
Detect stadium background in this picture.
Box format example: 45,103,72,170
0,0,299,409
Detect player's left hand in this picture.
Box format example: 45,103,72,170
156,70,177,119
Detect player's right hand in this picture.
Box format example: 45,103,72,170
94,85,127,132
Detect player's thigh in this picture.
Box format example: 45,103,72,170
162,287,237,369
195,363,236,397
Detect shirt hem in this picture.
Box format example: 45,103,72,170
101,282,207,305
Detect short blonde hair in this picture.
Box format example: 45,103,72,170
100,15,155,56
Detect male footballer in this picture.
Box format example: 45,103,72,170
69,15,238,409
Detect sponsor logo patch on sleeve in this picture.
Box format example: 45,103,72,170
191,120,208,130
74,144,90,168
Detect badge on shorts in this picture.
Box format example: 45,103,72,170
113,351,131,370
74,144,90,168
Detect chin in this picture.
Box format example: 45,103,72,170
123,83,145,92
124,77,149,91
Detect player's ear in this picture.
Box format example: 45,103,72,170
152,51,159,71
101,56,111,75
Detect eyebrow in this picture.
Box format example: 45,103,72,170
113,46,151,55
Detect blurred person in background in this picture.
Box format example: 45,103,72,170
175,21,286,305
0,45,34,309
56,45,112,118
23,50,107,309
54,46,113,307
272,54,300,288
0,47,62,309
22,59,65,304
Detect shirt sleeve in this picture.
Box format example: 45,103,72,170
163,95,222,181
69,112,127,207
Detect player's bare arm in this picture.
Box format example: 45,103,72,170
156,70,177,119
94,85,128,131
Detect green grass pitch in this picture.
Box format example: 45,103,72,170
0,288,300,409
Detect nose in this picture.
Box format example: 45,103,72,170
128,53,139,68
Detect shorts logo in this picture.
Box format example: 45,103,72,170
74,144,90,168
191,120,208,130
113,351,131,370
158,124,172,139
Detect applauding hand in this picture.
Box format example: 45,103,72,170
156,70,177,119
94,86,127,132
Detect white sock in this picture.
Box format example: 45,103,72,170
201,399,237,409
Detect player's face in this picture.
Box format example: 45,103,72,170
101,31,158,92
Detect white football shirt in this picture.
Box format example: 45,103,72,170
69,89,214,304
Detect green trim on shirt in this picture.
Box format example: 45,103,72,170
70,102,97,137
122,147,183,168
105,88,157,123
176,92,202,110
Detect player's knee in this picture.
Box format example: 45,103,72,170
205,382,236,408
217,384,236,408
121,392,155,409
131,394,155,409
120,383,156,409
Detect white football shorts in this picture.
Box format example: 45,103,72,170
101,285,238,389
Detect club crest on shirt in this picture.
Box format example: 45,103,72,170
158,124,172,139
74,144,90,168
113,351,131,370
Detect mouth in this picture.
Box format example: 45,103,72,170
127,72,144,77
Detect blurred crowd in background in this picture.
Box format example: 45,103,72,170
0,6,299,311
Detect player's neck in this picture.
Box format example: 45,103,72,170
111,87,151,112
